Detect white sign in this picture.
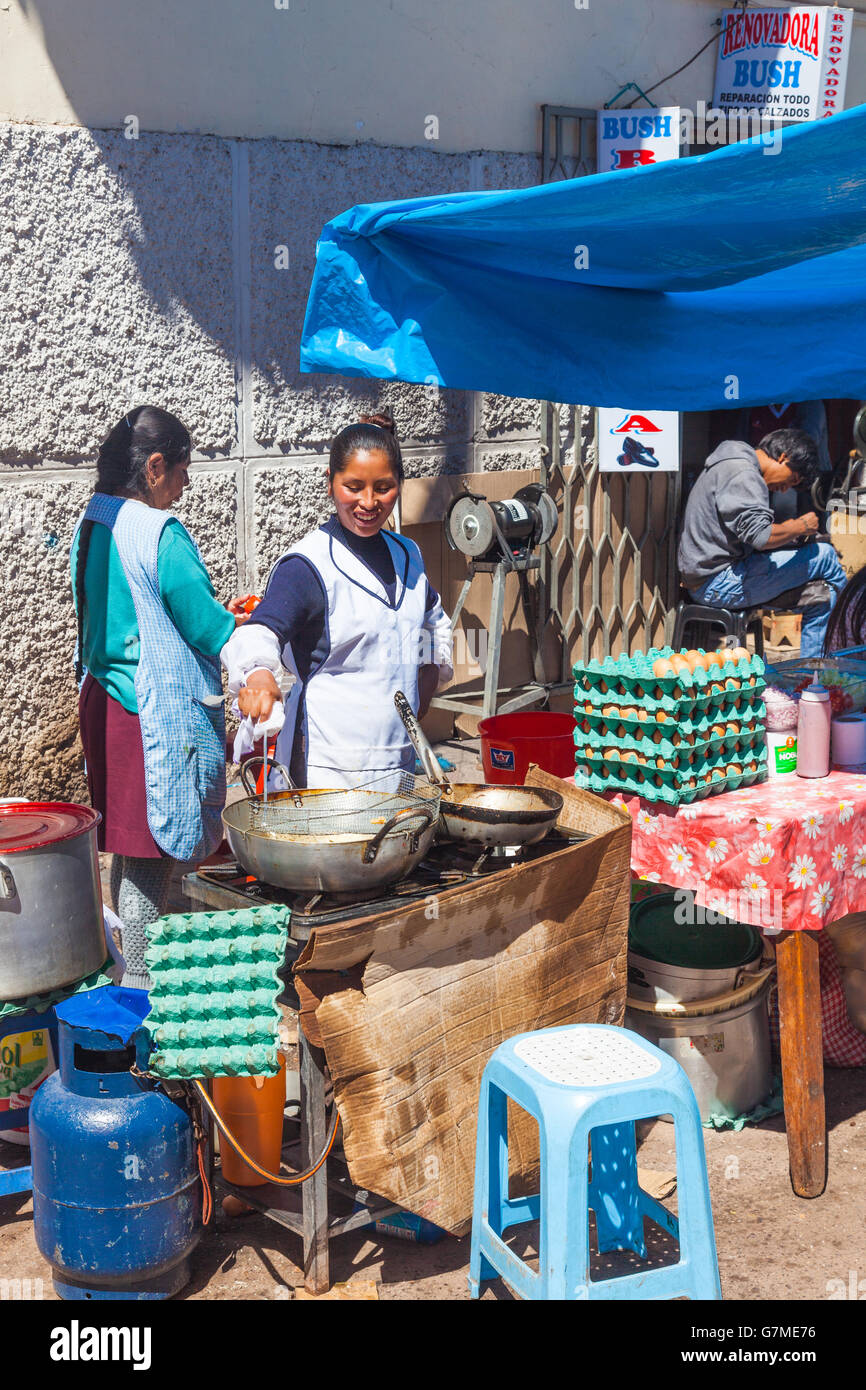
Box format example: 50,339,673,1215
713,7,853,121
598,410,681,473
596,107,681,174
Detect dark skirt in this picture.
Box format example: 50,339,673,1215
78,673,164,859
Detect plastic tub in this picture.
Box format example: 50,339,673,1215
479,712,576,785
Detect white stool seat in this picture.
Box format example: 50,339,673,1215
512,1028,661,1086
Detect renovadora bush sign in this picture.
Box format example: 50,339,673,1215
713,7,853,121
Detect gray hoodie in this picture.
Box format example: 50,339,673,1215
677,440,774,590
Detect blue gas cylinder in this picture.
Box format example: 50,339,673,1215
29,986,200,1300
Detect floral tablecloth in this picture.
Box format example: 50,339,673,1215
610,769,866,932
609,769,866,1065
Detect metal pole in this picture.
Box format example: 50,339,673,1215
482,564,507,719
299,1024,330,1295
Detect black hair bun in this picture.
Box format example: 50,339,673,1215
359,409,396,435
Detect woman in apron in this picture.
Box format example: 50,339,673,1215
222,412,453,789
72,406,244,987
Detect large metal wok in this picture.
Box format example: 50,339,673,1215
222,764,440,893
394,693,563,847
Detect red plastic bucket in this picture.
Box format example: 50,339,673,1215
479,712,576,785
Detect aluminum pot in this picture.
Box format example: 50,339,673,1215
625,975,773,1123
0,803,106,998
437,783,563,847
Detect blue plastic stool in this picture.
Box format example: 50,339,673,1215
469,1024,721,1301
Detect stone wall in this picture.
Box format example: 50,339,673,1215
0,123,541,798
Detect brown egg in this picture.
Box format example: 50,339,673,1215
705,651,726,670
726,763,742,777
652,659,675,679
746,759,757,773
657,709,668,722
725,723,738,737
710,724,726,739
634,751,647,765
670,655,691,678
725,677,741,691
730,646,750,663
584,702,594,714
655,756,666,769
686,776,697,788
620,707,638,722
637,708,648,722
621,749,637,763
602,704,616,718
710,766,724,781
703,771,713,785
603,747,620,760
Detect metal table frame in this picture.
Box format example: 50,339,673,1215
203,1025,402,1295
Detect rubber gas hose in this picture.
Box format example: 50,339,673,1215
193,1079,340,1186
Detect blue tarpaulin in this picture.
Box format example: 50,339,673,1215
300,106,866,411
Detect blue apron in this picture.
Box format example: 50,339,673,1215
76,494,225,861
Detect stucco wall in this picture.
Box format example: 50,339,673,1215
4,1,865,150
0,124,541,798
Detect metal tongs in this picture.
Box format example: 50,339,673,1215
394,690,452,795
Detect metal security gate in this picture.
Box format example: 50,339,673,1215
539,105,682,672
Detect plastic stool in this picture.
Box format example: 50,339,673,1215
469,1025,721,1301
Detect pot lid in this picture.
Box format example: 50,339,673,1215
629,893,762,969
0,802,101,852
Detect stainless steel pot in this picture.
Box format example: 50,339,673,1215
222,787,440,893
0,803,106,998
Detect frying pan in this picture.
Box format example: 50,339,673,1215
394,692,563,846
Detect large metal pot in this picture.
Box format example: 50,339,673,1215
222,786,440,893
0,803,106,998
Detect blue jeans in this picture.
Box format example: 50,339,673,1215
690,542,847,659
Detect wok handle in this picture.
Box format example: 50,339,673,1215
240,755,295,798
362,805,438,864
393,691,451,793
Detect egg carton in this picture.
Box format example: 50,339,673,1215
144,905,290,1079
573,647,766,715
574,707,766,759
574,721,766,766
574,752,768,806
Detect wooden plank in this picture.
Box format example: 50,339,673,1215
776,930,826,1198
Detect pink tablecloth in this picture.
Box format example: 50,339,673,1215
609,769,866,1066
610,769,866,932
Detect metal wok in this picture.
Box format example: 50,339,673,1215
437,782,564,847
222,767,440,893
393,692,563,846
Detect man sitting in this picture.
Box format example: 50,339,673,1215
677,429,846,658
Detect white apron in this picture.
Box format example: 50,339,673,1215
269,528,430,789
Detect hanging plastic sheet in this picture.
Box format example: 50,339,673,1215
300,105,866,410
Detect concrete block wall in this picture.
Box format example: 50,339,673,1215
0,122,542,798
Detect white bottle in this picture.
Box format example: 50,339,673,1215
796,675,831,779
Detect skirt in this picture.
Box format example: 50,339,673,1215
78,673,164,859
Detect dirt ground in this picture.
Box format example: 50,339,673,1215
3,1053,866,1301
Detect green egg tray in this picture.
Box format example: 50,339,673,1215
573,646,766,716
574,748,768,806
574,708,766,762
143,905,290,1079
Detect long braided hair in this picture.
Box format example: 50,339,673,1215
74,406,192,682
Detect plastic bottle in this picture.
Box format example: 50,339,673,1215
212,1053,286,1185
796,674,831,779
353,1191,446,1244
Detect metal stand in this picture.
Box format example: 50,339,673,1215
206,1024,401,1295
431,557,570,720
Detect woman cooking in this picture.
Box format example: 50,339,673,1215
222,412,453,789
72,406,244,989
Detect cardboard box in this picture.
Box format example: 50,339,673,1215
294,771,632,1234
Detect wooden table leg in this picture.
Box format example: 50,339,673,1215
299,1025,330,1294
776,930,826,1198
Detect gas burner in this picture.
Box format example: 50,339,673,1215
184,829,589,940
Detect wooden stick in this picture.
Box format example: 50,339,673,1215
776,930,826,1198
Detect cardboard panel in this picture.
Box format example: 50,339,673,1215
295,773,632,1234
